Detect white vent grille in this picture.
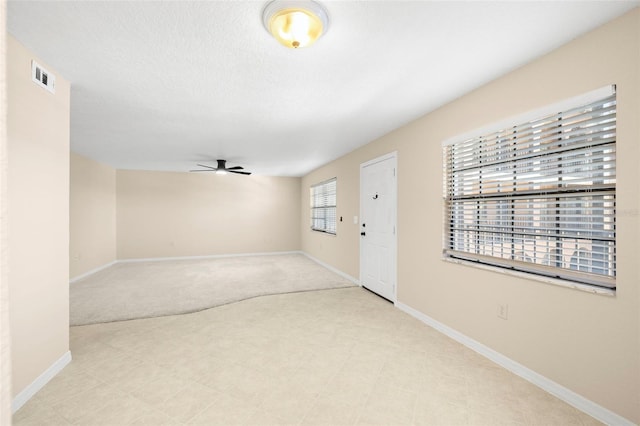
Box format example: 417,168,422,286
31,60,56,94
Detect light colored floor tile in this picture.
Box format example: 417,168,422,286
195,360,273,402
243,408,292,426
116,360,178,394
466,406,528,426
422,373,470,408
159,381,220,423
301,396,362,426
171,358,224,385
145,339,206,369
259,384,319,424
12,400,59,425
128,410,185,426
51,382,131,424
13,288,606,426
82,351,146,384
520,398,599,426
282,367,336,395
73,393,155,426
129,374,192,406
376,356,427,394
413,400,469,426
187,392,254,425
68,340,129,370
318,382,373,411
30,366,104,406
12,405,73,426
355,383,417,426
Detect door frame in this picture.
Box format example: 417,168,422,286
359,151,398,303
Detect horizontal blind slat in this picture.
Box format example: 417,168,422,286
443,91,616,289
310,178,337,234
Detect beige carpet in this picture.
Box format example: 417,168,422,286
70,254,355,326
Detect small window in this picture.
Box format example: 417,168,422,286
443,86,616,290
310,178,337,234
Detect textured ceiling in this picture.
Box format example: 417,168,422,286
7,1,639,176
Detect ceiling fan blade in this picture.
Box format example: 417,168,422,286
192,160,249,175
196,163,217,170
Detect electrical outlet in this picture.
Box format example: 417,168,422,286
497,304,509,320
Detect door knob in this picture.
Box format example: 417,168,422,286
360,232,366,236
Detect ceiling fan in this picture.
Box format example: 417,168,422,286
190,159,252,175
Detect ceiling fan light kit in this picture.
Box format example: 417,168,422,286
263,0,329,49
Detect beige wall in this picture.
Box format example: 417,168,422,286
7,36,70,397
0,4,11,423
70,152,116,279
302,9,639,423
117,170,301,259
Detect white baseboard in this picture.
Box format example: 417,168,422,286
69,260,117,284
117,250,302,264
301,252,360,285
395,302,634,426
12,351,72,413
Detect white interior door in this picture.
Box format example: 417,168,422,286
360,152,397,302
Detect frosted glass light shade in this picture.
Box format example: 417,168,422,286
263,0,329,49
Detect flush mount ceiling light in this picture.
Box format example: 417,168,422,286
263,0,329,49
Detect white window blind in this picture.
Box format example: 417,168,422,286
310,178,337,234
443,87,616,289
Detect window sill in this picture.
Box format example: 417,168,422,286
310,229,337,236
442,257,615,297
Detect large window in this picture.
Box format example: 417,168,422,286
310,178,337,234
443,87,616,290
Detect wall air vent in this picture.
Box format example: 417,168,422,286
31,60,56,94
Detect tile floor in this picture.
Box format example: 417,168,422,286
13,287,601,425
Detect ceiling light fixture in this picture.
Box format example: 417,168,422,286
263,0,329,49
